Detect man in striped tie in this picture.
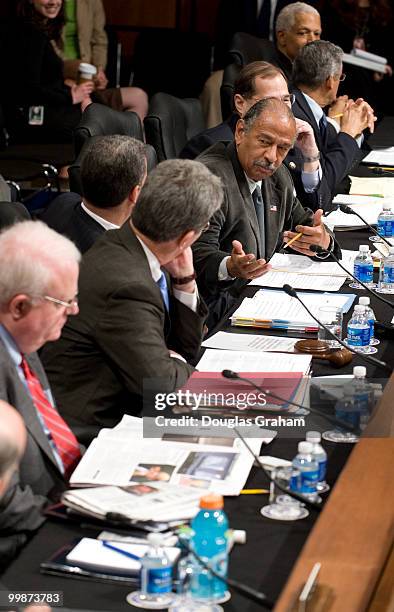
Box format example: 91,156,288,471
0,220,81,567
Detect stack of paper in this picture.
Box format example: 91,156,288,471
325,195,388,229
363,147,394,167
196,348,312,373
202,331,299,353
230,289,355,331
349,176,394,199
250,252,355,291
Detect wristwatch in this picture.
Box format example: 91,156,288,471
170,271,197,284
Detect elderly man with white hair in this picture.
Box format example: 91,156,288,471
0,220,81,567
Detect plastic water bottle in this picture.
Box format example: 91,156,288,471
377,246,394,294
358,296,379,346
139,533,174,606
305,431,329,493
290,441,319,499
190,494,228,601
351,245,373,288
377,206,394,238
346,305,375,353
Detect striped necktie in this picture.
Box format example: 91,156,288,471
20,356,81,477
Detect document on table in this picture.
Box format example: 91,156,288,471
325,195,389,228
363,148,394,166
196,348,312,374
349,176,394,199
250,252,354,291
202,331,299,353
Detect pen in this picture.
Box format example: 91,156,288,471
351,193,384,198
330,113,343,119
240,489,269,494
367,166,394,171
102,540,142,561
283,231,303,249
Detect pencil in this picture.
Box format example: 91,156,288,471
351,193,384,197
283,231,303,249
331,113,343,119
240,489,269,494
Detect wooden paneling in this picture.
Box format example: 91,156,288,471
103,0,178,29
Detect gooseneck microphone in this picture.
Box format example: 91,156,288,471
310,244,394,310
282,284,392,373
222,370,360,434
338,203,392,247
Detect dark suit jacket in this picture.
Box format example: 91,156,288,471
0,339,65,569
40,194,106,254
180,113,332,212
291,87,362,199
193,140,337,300
41,222,208,429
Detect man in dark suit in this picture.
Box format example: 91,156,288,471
181,61,332,212
193,98,337,327
0,220,81,567
291,40,375,199
40,135,147,254
41,160,223,430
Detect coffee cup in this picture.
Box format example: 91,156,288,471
78,62,97,84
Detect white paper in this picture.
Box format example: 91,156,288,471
363,151,394,166
196,349,311,374
202,331,299,353
325,196,389,228
343,52,386,74
350,176,394,199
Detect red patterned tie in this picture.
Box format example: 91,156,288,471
20,355,81,478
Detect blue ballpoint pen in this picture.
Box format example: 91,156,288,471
102,540,142,562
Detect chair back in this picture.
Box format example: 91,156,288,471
220,63,242,121
73,103,144,158
0,201,30,229
229,32,277,66
144,93,205,162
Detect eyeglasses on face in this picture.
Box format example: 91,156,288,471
43,295,79,309
334,73,346,82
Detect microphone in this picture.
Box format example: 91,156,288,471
232,425,322,511
309,244,394,310
282,283,392,373
222,370,360,434
338,204,392,247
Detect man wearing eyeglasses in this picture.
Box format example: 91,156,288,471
0,220,81,567
181,61,331,212
291,40,376,199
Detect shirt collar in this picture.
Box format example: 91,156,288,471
0,324,22,366
81,202,120,231
301,91,324,126
135,235,162,283
244,173,262,195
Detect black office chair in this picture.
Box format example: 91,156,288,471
0,201,31,229
144,93,206,162
228,32,277,66
73,103,144,158
68,135,157,196
220,63,242,121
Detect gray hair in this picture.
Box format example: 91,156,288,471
242,97,296,134
276,2,320,33
131,159,223,242
0,220,81,305
293,40,343,88
81,135,147,208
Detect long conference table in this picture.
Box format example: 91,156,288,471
2,134,394,612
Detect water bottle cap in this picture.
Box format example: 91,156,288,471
359,297,370,305
306,431,321,443
148,533,164,546
200,493,224,509
353,366,366,378
298,441,313,453
354,305,365,312
359,245,369,252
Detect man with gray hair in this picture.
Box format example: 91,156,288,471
0,220,81,565
42,159,223,429
41,135,147,253
292,40,375,199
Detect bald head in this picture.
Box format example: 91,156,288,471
0,401,26,497
235,98,296,182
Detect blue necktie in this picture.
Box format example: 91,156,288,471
319,114,328,142
252,184,266,258
157,272,170,311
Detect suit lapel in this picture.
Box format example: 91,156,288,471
227,142,262,257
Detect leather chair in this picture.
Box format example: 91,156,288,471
220,63,242,121
68,135,157,196
228,32,277,66
0,201,30,229
73,103,144,158
144,93,206,162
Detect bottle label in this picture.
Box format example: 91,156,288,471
378,219,394,237
145,567,172,594
368,318,374,338
354,263,373,283
317,459,327,482
347,325,370,346
383,266,394,284
290,468,319,494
